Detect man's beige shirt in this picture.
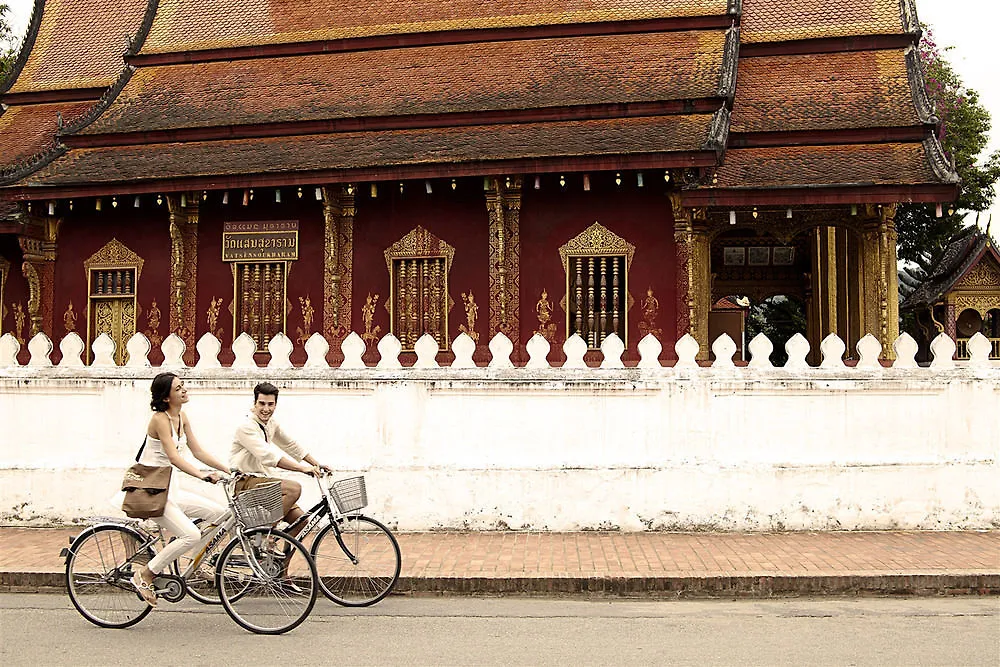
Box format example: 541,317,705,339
230,414,308,476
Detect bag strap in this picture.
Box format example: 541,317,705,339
135,436,147,463
257,422,268,443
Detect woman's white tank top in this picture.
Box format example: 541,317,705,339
139,414,189,470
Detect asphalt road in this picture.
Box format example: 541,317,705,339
0,593,997,666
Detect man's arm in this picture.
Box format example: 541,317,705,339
273,423,328,472
233,422,313,474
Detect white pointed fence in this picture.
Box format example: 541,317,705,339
1,329,997,531
1,329,998,371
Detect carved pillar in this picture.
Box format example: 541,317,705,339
807,226,838,361
860,204,899,360
166,193,199,363
487,177,521,345
944,302,957,341
18,216,60,337
321,185,355,346
669,194,710,359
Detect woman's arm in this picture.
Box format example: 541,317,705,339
182,414,229,475
150,413,218,482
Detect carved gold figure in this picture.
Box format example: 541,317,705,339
206,296,223,338
63,301,78,333
12,302,25,344
145,299,163,346
535,288,557,342
458,291,479,342
297,295,315,345
638,287,662,338
362,292,382,346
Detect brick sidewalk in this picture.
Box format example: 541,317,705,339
2,527,997,596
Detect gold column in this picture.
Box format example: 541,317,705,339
322,185,355,347
487,176,521,345
860,204,899,360
808,226,839,357
166,193,199,363
18,216,60,337
669,194,710,359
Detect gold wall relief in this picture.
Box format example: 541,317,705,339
296,295,315,346
535,288,557,343
18,216,60,337
145,299,163,346
12,302,25,345
558,221,636,348
322,185,355,344
0,257,7,334
458,291,479,342
167,194,199,361
84,239,143,364
956,259,1000,290
384,226,455,349
206,296,224,339
638,287,662,339
63,301,78,333
486,177,521,345
361,292,382,347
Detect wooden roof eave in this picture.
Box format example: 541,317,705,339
680,182,960,208
1,150,720,202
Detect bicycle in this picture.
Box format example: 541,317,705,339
284,472,402,606
62,472,318,634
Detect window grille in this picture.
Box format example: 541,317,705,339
390,257,447,349
567,255,626,348
235,262,287,349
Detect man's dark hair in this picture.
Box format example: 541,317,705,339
254,382,280,402
150,372,178,412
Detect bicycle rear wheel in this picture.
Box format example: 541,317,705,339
216,528,317,635
65,525,155,628
312,515,401,606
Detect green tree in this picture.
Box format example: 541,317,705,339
744,295,808,366
897,28,1000,274
0,3,15,81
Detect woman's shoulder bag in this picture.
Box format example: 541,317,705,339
121,437,172,519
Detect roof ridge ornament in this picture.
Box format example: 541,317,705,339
59,65,137,137
717,26,740,99
702,107,731,159
899,0,920,35
0,0,46,96
923,137,960,185
728,0,742,17
905,46,938,125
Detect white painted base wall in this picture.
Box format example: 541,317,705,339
1,366,998,530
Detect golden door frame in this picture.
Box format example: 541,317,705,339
83,239,144,364
558,221,636,348
384,226,456,350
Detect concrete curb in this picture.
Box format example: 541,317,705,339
6,571,998,597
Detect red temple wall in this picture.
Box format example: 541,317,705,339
351,180,491,362
519,175,678,363
54,203,172,364
0,236,30,363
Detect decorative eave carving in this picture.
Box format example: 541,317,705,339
558,221,636,268
127,0,160,58
60,65,137,136
905,46,938,125
702,107,730,159
728,0,742,16
0,143,68,186
83,238,145,278
924,137,960,185
718,26,740,99
899,0,920,36
0,0,45,96
384,226,455,275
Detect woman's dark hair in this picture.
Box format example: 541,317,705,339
150,372,179,412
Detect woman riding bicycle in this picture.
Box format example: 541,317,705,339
129,372,229,606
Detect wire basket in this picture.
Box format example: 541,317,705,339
233,482,284,528
329,476,367,514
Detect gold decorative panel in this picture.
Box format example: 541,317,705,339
234,262,288,349
384,227,455,349
84,239,142,364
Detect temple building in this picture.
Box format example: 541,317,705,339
0,0,960,366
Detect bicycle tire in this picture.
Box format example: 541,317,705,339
216,527,318,635
65,524,155,628
312,515,401,606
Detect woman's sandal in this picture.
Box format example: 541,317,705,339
131,572,158,607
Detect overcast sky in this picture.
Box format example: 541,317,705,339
4,0,999,234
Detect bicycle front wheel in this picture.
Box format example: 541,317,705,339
65,525,155,628
216,528,317,635
312,515,401,606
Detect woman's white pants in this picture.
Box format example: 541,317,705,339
147,489,227,574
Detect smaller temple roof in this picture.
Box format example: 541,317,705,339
0,101,92,167
741,0,916,44
140,0,734,54
902,227,1000,310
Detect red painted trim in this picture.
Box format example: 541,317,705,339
728,126,931,148
740,33,916,58
3,152,717,200
67,100,726,148
2,87,104,105
681,184,960,206
129,15,736,66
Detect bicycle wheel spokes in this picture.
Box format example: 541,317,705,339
312,515,401,606
65,525,154,629
174,547,222,605
217,528,317,635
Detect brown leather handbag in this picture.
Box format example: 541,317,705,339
121,439,172,519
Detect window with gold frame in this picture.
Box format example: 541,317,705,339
384,226,455,351
84,239,143,365
233,261,288,349
559,222,635,349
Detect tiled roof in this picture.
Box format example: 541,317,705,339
84,31,727,135
142,0,730,53
712,143,939,188
8,0,150,93
741,0,905,44
731,49,919,133
0,101,93,168
27,114,715,185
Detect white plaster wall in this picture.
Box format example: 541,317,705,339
1,367,998,530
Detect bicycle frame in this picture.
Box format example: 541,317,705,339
284,473,361,564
